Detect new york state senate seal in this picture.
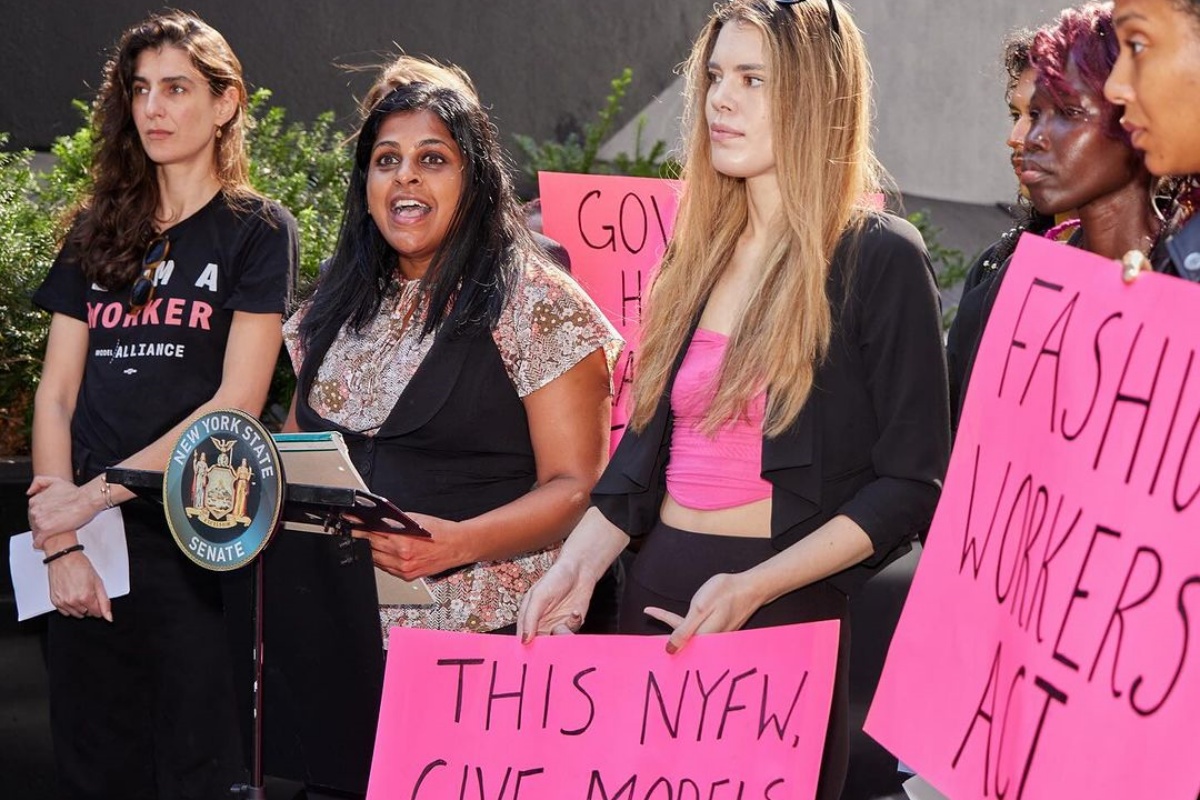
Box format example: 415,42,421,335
163,409,284,571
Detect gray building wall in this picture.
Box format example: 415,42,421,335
2,1,1084,207
601,1,1067,208
0,1,707,157
857,0,1061,205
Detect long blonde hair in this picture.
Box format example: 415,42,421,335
630,0,881,437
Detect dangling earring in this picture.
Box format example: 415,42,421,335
1178,175,1200,223
215,126,223,140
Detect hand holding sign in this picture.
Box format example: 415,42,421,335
645,571,766,654
369,624,840,800
516,556,594,639
866,235,1200,800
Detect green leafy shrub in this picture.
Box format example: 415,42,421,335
516,67,678,182
0,93,352,453
245,88,350,290
908,209,970,329
609,116,680,180
243,89,352,422
0,138,64,453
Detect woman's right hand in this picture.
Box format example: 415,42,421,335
516,557,597,641
47,547,112,621
27,476,102,549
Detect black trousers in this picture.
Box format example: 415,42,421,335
45,499,245,800
620,521,851,800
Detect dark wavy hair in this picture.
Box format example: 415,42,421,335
69,11,254,288
997,27,1054,258
1002,29,1034,102
1030,3,1127,145
298,82,529,360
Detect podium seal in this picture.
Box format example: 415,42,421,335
163,409,284,571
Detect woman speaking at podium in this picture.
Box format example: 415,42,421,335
285,60,619,647
275,56,619,795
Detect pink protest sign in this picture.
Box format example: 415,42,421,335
538,172,681,450
367,622,840,800
866,234,1200,799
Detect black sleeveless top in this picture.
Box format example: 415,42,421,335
295,325,536,519
260,324,537,795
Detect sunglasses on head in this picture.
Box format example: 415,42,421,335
129,235,169,314
774,0,841,37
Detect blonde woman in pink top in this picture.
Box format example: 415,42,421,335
519,3,950,798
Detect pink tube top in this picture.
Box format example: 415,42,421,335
665,329,772,510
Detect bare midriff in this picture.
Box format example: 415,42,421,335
660,494,772,538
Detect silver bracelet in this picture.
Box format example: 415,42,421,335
98,474,114,509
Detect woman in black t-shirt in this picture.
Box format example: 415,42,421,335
26,11,295,798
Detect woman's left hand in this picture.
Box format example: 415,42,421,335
27,476,101,549
644,572,765,654
360,512,474,581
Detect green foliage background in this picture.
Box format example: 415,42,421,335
515,68,679,181
0,142,57,454
0,74,965,455
0,93,350,453
0,121,91,455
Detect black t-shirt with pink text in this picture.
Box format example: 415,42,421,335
33,192,296,481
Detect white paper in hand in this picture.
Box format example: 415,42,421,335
903,775,951,800
8,507,130,621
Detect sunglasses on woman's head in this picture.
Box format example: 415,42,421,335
129,235,169,314
774,0,841,36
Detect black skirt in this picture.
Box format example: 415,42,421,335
620,521,851,800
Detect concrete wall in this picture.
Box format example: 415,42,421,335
857,0,1062,204
0,1,708,156
601,1,1067,207
2,1,1086,207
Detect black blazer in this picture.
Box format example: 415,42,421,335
592,212,951,594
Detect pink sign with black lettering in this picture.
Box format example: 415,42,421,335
367,623,840,800
538,171,681,451
866,234,1200,799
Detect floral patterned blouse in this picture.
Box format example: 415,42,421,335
284,252,621,644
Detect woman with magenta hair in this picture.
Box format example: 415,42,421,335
950,2,1163,417
1107,0,1200,279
